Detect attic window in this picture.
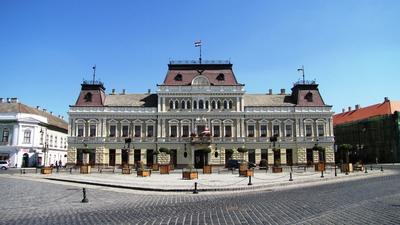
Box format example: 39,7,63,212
305,92,313,102
174,74,182,81
216,73,225,81
84,92,92,102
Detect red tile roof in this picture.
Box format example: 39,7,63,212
333,100,400,126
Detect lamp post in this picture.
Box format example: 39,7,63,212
40,128,48,167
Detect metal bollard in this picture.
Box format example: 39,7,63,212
365,165,368,173
193,182,198,194
81,188,89,203
289,172,293,181
334,165,337,177
248,176,252,185
321,170,324,178
381,166,384,172
370,164,373,170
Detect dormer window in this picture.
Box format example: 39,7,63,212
216,73,225,81
305,92,313,102
84,92,92,102
174,74,182,81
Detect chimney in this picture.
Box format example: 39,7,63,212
384,97,389,102
122,89,126,95
50,111,53,115
43,109,47,112
348,106,352,112
268,89,273,95
6,98,11,103
147,89,151,94
111,89,115,95
280,89,285,95
61,116,64,120
342,108,345,113
10,98,18,103
36,106,40,110
355,104,360,110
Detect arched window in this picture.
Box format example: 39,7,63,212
84,92,92,102
228,100,233,109
199,100,204,109
169,101,174,110
205,101,209,109
224,100,228,109
193,100,197,109
192,76,210,86
187,100,191,109
305,92,313,102
217,101,221,109
174,74,182,81
211,101,216,109
175,100,179,109
216,73,225,81
181,100,186,109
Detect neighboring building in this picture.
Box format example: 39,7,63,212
67,60,335,168
333,97,400,164
0,98,68,168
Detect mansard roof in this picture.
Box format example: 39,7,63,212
244,94,295,107
162,60,241,86
104,94,158,107
0,102,68,131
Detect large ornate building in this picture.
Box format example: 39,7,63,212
67,60,335,168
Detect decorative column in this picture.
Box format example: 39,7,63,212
280,149,287,165
267,149,274,165
297,147,306,165
115,149,122,165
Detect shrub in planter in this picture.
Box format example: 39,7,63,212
182,164,198,180
259,159,267,169
159,147,170,155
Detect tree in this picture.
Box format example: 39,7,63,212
237,147,248,160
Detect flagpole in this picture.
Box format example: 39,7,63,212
302,65,305,84
199,44,202,64
92,65,96,84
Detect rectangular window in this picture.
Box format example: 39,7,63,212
40,132,43,145
147,125,154,137
285,125,292,137
2,129,9,143
213,125,220,137
122,125,129,137
49,135,53,147
170,125,177,137
182,125,189,137
305,124,312,137
273,125,280,137
77,125,84,137
109,125,116,137
318,124,324,136
247,125,255,137
225,125,232,137
23,131,31,144
89,125,96,137
134,125,141,137
55,136,58,147
260,125,267,137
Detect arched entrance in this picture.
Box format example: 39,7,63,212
22,153,29,167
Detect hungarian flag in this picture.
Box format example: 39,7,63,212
194,40,201,47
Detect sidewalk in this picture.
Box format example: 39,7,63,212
25,166,393,193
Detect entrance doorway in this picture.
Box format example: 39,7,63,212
306,149,313,165
22,153,29,167
318,149,326,163
286,149,293,166
194,150,208,169
170,149,177,167
273,149,281,165
146,149,154,166
248,149,255,164
109,149,116,166
134,149,141,164
76,149,96,166
121,149,129,166
225,149,233,167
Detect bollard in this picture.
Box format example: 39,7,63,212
70,168,72,174
365,165,368,174
370,164,373,171
81,188,89,203
334,165,337,177
381,166,384,172
248,176,252,185
289,172,293,181
193,182,198,194
57,167,59,173
20,169,22,175
321,170,324,178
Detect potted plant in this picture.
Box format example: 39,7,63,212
122,163,131,174
182,164,198,180
272,148,283,173
41,166,53,174
137,162,151,177
80,164,91,174
159,148,171,174
237,147,248,160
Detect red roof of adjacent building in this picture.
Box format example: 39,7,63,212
333,99,400,126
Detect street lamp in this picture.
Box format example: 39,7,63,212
40,128,48,167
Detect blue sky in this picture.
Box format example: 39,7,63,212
1,0,399,118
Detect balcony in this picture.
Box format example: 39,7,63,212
190,135,211,144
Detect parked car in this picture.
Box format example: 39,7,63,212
0,161,10,170
227,160,256,169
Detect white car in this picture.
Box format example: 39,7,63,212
0,161,9,170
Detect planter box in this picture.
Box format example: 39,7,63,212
80,165,91,174
272,166,283,173
41,167,53,174
159,165,170,174
152,164,159,171
239,169,254,177
182,171,198,180
239,163,248,171
203,165,212,174
137,170,151,177
341,163,353,173
315,162,326,171
122,168,132,174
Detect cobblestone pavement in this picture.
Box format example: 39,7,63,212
1,169,400,225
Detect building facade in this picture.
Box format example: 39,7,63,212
67,61,335,168
333,98,400,164
0,98,68,168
